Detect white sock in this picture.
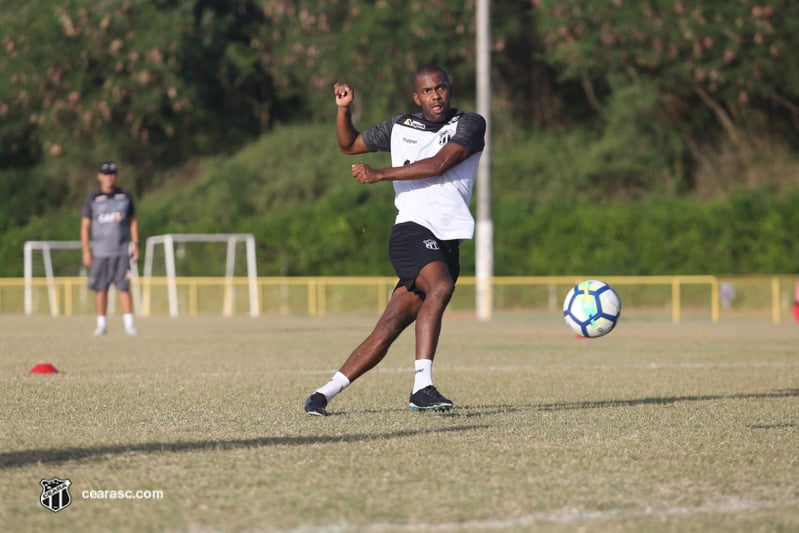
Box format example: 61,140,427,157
123,313,135,329
316,371,351,402
96,315,107,329
413,359,433,394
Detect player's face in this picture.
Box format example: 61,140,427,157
97,171,117,193
413,71,452,122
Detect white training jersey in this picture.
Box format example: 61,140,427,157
361,109,485,241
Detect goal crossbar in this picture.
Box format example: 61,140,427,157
142,233,259,317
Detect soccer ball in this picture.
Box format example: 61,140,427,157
562,280,621,338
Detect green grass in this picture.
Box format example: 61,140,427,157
1,314,797,532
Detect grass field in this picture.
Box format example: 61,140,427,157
1,313,797,532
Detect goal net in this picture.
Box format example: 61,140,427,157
23,240,140,316
141,233,259,317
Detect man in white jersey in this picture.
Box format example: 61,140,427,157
304,65,486,416
81,161,140,336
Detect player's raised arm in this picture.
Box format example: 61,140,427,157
334,82,371,155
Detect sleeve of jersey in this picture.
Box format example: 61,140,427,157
361,115,401,152
451,112,487,155
80,194,94,219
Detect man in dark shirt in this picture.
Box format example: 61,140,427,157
80,161,140,336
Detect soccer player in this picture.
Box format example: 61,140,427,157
304,64,486,416
80,161,140,336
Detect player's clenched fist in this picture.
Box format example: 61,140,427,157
333,83,354,107
351,163,379,184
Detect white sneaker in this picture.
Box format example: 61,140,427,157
93,326,107,336
125,326,139,336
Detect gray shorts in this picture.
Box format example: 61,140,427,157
88,255,132,292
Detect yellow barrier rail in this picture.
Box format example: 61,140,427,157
1,275,797,323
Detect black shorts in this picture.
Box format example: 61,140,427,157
389,222,461,294
88,255,132,292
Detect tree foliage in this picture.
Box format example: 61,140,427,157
3,0,798,191
535,0,799,158
0,0,279,196
255,0,480,126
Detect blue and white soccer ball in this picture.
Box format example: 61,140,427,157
562,280,621,338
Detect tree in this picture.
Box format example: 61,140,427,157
0,0,276,195
256,0,480,125
534,0,799,185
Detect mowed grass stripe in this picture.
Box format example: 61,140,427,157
276,497,795,532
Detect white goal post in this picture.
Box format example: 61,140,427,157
23,240,140,316
142,233,259,318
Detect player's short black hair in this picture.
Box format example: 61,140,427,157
412,64,450,89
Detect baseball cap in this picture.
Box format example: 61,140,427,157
99,161,117,174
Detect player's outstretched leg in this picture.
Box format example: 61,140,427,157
303,288,420,417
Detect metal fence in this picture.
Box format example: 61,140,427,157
2,275,799,324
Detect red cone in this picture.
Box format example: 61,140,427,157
794,283,799,322
29,363,59,374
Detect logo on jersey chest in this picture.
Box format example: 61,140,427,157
97,211,124,223
402,118,427,130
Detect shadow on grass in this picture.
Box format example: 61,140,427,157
533,388,799,411
5,389,796,469
451,388,799,417
0,424,487,469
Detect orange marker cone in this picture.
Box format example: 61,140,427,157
29,363,59,374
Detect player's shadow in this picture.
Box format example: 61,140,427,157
533,388,799,411
5,389,795,468
0,424,487,470
449,388,799,417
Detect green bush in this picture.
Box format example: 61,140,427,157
494,190,799,276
